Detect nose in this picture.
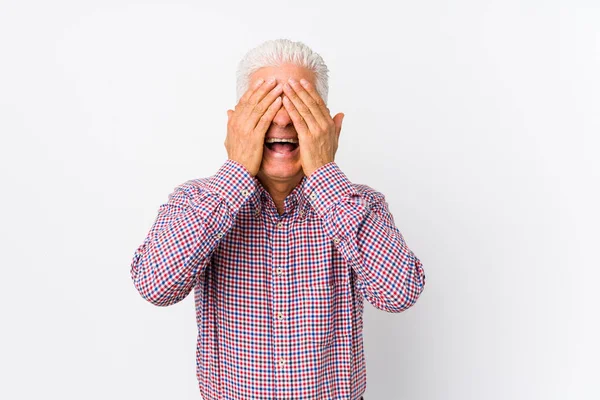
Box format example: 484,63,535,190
272,101,293,128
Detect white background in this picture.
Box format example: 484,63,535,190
1,0,598,399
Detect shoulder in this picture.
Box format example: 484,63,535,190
352,182,386,203
164,177,211,202
178,177,210,191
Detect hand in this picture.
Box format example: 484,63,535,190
281,77,344,177
225,77,283,176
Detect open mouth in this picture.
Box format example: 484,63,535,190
264,138,299,154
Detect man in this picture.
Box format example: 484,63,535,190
130,39,426,400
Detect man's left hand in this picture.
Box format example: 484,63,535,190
282,78,345,177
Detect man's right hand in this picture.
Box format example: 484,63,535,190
225,77,283,176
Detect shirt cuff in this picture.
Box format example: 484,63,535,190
204,159,259,212
302,162,357,217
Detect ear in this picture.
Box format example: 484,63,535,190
333,113,345,138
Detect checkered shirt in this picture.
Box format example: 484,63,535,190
130,159,426,400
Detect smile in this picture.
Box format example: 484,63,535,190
264,141,300,158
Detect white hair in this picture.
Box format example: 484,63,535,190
236,39,330,104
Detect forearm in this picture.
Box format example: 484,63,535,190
303,162,426,313
130,159,258,306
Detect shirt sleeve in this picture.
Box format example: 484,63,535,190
130,159,258,306
302,162,426,313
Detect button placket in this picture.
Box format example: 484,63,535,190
272,215,289,378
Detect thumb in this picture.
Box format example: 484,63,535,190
333,112,345,137
227,109,233,120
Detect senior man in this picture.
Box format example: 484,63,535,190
130,38,426,400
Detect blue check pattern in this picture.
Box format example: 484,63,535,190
130,160,426,400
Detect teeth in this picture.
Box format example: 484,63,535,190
265,138,298,144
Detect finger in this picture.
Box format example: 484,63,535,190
299,78,331,120
283,80,320,134
248,83,283,129
288,78,327,125
241,77,278,117
237,78,266,108
282,95,310,136
254,96,283,135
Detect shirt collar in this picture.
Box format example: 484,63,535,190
255,175,309,216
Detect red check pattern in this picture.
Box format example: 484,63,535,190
130,160,426,400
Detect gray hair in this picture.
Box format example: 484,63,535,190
236,39,330,104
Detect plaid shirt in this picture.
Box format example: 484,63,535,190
130,160,426,400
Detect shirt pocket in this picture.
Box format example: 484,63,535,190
299,282,335,348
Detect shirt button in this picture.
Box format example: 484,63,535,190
255,207,261,216
279,358,286,366
276,268,283,275
277,222,283,228
241,189,250,197
310,193,317,200
333,237,340,244
299,210,304,217
277,312,284,320
216,232,224,239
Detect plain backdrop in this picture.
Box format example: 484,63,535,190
1,0,598,399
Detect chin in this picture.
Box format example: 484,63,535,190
258,160,304,183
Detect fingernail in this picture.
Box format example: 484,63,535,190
300,79,308,86
254,78,264,87
288,78,297,84
267,77,276,83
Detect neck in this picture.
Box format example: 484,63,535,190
257,174,304,215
